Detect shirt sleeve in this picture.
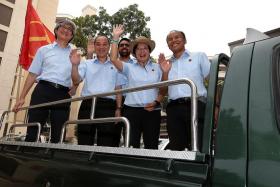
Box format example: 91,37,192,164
199,52,211,78
28,47,44,75
78,60,88,81
116,73,127,87
122,61,129,77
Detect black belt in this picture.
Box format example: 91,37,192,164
168,97,206,105
169,97,191,105
97,97,115,103
39,80,69,91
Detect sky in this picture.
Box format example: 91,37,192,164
57,0,280,57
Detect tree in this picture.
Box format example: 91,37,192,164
71,4,151,53
111,4,151,39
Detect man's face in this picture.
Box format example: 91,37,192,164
56,23,73,42
118,40,131,58
166,31,186,53
94,36,110,59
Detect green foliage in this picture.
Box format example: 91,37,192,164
111,4,151,39
71,4,151,52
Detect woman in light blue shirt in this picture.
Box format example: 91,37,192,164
110,25,164,149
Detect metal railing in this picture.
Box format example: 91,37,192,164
59,117,130,147
0,78,199,151
8,123,41,142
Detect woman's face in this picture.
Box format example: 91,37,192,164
135,43,150,64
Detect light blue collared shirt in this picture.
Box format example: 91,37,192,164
121,59,162,107
78,58,125,99
28,42,72,87
121,58,135,90
168,50,210,100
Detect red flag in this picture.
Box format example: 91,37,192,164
19,0,55,70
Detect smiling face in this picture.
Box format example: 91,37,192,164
55,23,74,43
166,31,186,55
118,40,131,58
94,36,110,59
135,43,151,64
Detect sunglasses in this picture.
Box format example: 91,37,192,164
119,43,130,47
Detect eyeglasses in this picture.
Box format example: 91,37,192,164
60,25,73,32
119,43,130,47
136,47,149,52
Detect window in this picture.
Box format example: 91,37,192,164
0,4,13,27
6,0,15,4
0,30,8,52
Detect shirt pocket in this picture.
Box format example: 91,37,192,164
43,51,56,60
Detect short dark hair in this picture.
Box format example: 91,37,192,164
94,35,110,45
166,30,186,42
118,38,131,47
54,19,76,43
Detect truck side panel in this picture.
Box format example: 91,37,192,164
0,144,209,187
248,37,280,187
212,44,254,186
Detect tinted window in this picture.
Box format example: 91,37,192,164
6,0,15,4
0,30,8,51
0,4,13,27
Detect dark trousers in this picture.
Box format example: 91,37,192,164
123,106,161,149
77,98,122,147
26,82,70,143
166,100,206,151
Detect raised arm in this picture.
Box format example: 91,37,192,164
70,49,82,86
158,53,172,81
110,25,124,71
158,53,172,97
86,37,95,59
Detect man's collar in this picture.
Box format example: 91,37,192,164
52,41,72,49
120,58,134,64
170,49,191,61
93,56,111,64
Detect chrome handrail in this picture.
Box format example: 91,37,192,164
90,97,97,119
0,111,8,130
9,123,41,142
59,117,130,147
0,78,198,151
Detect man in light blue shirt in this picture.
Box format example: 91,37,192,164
71,35,124,147
116,38,134,142
159,30,210,151
116,37,134,105
13,19,77,143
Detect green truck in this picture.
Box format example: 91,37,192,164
0,30,279,186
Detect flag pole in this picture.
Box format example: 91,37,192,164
13,64,23,125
